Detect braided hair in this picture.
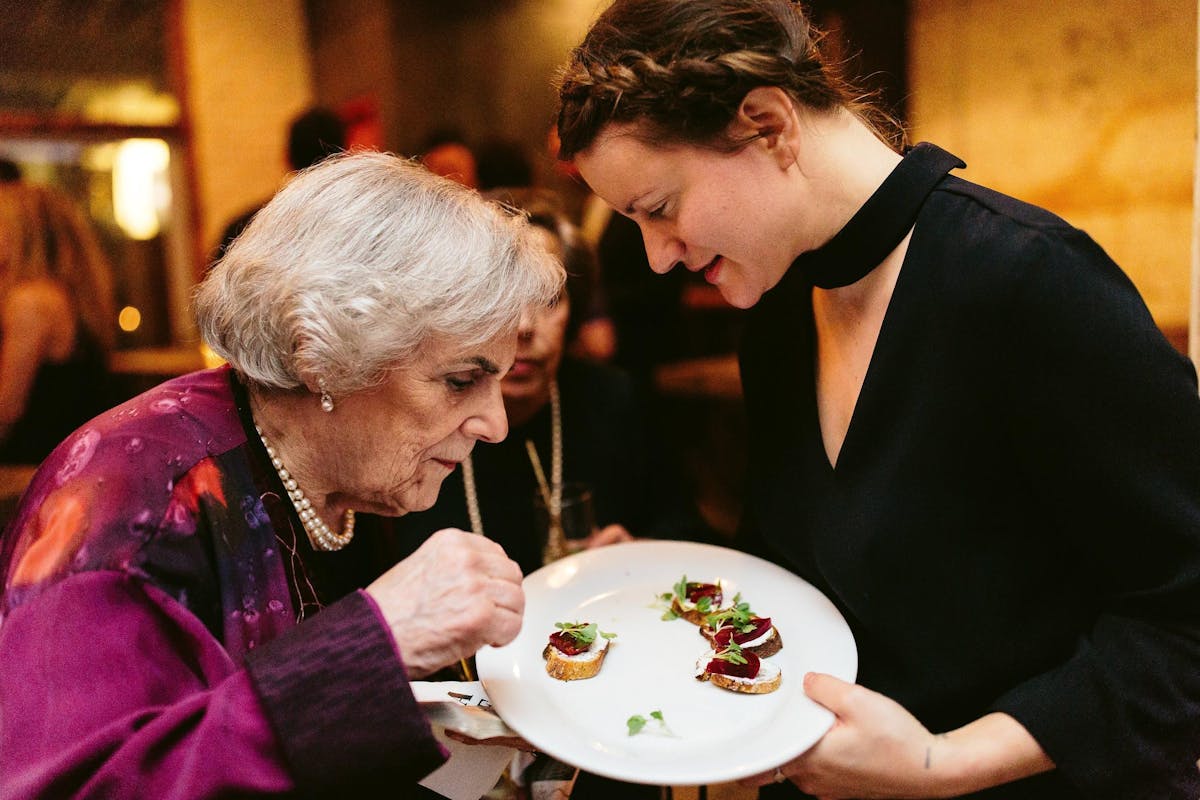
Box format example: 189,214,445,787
555,0,900,159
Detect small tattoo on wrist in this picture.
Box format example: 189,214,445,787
925,734,948,770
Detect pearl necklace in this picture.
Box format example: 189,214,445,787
462,380,563,562
255,425,356,552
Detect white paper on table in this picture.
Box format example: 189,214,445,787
414,681,519,800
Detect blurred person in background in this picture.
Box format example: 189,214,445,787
475,136,535,191
419,128,479,189
0,152,562,798
0,182,115,465
213,106,347,262
0,158,21,183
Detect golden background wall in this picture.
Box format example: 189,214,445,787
909,0,1196,333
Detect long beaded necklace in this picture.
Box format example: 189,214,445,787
255,424,356,552
462,380,564,563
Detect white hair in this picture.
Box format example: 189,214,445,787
194,151,564,396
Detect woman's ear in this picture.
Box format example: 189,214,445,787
734,86,802,170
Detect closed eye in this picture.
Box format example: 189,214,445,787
445,372,479,392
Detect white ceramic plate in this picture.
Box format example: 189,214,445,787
475,540,857,786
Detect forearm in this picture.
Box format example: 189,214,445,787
0,573,294,799
930,712,1054,797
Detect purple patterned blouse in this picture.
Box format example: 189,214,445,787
0,367,446,798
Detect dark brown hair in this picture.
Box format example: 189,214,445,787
556,0,900,159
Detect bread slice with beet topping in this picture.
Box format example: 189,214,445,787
699,597,783,658
542,621,616,681
665,575,731,625
695,642,782,694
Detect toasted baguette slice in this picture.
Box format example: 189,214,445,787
542,638,610,681
700,624,784,658
709,666,782,694
695,654,782,694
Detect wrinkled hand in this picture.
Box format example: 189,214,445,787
367,528,524,677
583,524,634,549
745,673,947,800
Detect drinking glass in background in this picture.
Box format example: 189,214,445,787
534,481,596,564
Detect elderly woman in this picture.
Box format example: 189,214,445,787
0,152,562,798
387,187,710,576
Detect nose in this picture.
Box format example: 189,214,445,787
515,310,535,343
463,382,509,444
639,222,684,275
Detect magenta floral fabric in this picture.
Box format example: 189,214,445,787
0,368,444,798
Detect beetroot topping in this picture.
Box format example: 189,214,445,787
548,621,616,655
713,616,773,647
706,645,760,679
686,582,722,606
548,630,589,656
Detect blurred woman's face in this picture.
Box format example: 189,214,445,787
501,227,570,410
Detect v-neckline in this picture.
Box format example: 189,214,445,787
811,249,911,475
787,143,964,475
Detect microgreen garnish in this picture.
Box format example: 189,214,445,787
626,709,673,736
653,589,679,620
673,575,688,602
554,621,616,646
705,594,755,632
714,641,748,665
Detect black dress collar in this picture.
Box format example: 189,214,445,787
791,142,965,289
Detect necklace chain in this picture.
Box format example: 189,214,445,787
255,424,355,552
463,381,562,562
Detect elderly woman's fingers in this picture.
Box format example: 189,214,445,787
366,528,527,676
488,577,525,617
487,604,524,648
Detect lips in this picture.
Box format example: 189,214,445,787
431,458,460,470
506,359,541,379
702,256,723,285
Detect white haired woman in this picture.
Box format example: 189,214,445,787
0,151,563,798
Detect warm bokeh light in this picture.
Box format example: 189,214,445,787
117,306,142,332
112,138,171,240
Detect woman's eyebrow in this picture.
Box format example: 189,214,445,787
467,356,501,375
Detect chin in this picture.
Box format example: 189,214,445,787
721,287,762,310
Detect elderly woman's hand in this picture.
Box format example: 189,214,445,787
367,528,524,677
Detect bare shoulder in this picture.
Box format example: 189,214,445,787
3,280,72,324
2,281,76,356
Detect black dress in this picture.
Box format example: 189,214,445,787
0,328,111,465
742,145,1200,799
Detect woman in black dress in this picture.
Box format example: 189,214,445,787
554,1,1200,797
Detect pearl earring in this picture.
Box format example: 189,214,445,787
318,378,334,413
